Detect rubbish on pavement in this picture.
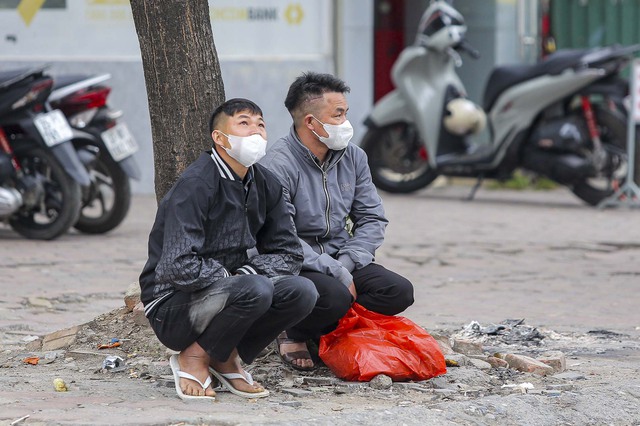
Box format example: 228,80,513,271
501,382,534,394
22,356,39,365
458,319,544,344
102,355,125,370
97,338,121,349
41,352,57,364
53,378,68,392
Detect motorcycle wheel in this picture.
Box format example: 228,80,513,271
360,122,439,193
9,147,82,240
74,154,131,234
571,108,640,206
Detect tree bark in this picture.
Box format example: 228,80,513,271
130,1,225,202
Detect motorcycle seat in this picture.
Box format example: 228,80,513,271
0,68,45,91
483,49,589,111
52,75,92,90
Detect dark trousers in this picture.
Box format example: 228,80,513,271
287,263,414,342
149,275,318,364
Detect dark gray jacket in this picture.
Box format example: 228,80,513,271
139,150,303,314
260,125,388,287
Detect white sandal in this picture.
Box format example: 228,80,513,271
169,354,215,401
209,367,269,398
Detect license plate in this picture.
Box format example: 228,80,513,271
101,123,138,161
33,110,74,147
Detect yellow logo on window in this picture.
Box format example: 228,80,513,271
17,0,46,26
284,3,303,25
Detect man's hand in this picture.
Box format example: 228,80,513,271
348,282,357,302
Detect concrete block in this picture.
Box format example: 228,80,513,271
42,326,80,351
504,353,554,376
25,338,42,352
468,358,492,370
485,356,509,369
430,332,454,355
124,282,141,312
132,302,149,327
452,339,484,356
538,351,566,373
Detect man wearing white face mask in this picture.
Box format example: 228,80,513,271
139,98,318,400
261,73,414,371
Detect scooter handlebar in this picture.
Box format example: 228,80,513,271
457,40,480,59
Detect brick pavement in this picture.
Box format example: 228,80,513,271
2,186,639,340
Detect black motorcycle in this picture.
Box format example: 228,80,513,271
0,67,88,240
47,73,140,234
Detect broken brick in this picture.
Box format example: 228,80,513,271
504,353,554,376
42,326,80,351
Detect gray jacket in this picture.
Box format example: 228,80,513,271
260,125,388,287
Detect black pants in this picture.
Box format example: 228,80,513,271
149,275,318,364
287,263,414,342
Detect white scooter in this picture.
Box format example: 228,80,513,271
361,1,640,206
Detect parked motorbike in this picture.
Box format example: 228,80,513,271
0,67,87,240
361,1,640,206
47,73,140,234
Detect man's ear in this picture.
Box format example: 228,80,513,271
211,130,224,148
304,114,315,130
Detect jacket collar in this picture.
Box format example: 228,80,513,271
210,148,254,183
287,125,344,168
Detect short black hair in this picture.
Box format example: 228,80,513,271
209,98,263,133
284,72,350,115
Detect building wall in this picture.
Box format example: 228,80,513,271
1,0,349,194
1,0,533,194
337,0,375,145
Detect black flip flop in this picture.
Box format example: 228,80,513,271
276,332,315,371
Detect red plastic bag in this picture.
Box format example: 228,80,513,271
319,303,447,382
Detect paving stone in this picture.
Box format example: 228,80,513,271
433,389,457,396
132,302,148,327
445,353,471,367
547,383,574,391
504,353,554,376
452,339,484,356
280,401,303,407
427,376,453,389
301,376,338,386
42,326,80,351
552,371,586,381
538,351,566,373
281,388,313,397
485,356,509,369
28,297,53,309
430,332,455,355
124,282,141,312
25,338,42,352
468,358,492,370
393,382,432,393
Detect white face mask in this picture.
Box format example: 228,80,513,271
218,132,267,167
311,116,353,150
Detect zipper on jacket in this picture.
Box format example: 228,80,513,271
321,171,331,238
241,184,250,254
311,150,346,253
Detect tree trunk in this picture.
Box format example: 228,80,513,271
130,1,225,202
